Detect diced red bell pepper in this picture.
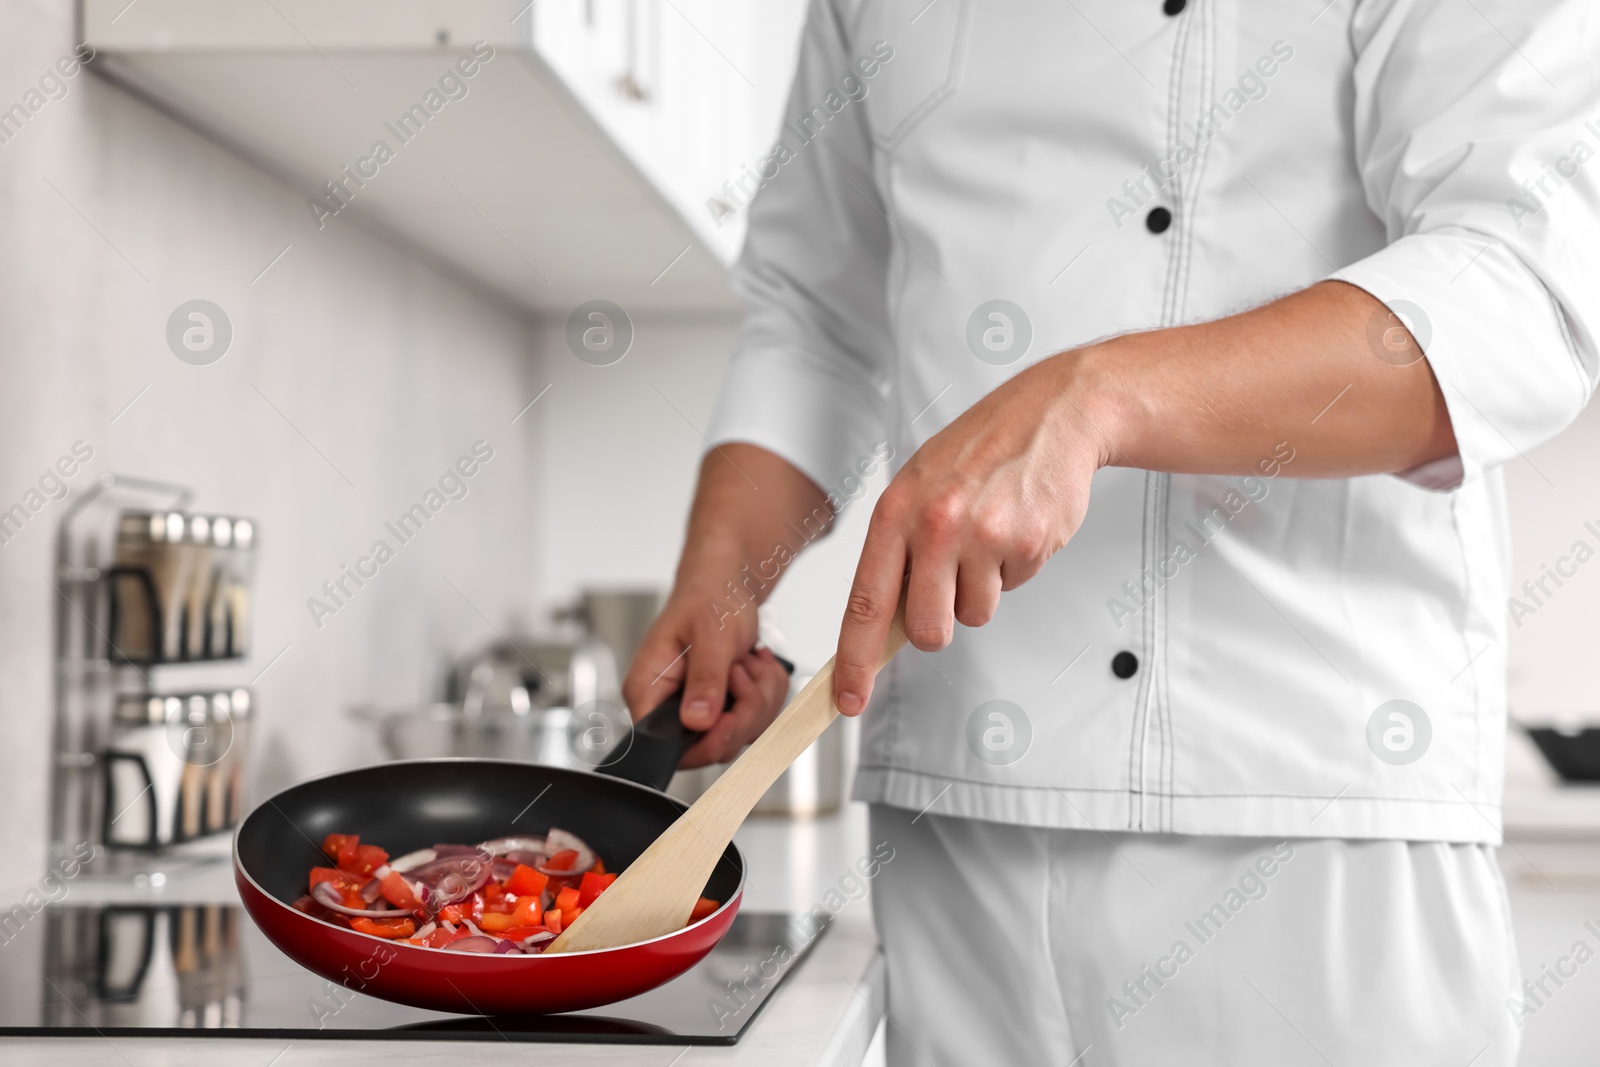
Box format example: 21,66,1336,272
449,891,485,923
689,897,720,923
591,858,607,876
545,849,579,872
349,916,416,939
561,905,583,927
478,912,517,933
322,833,359,867
437,903,464,925
576,871,617,908
510,895,542,927
543,908,562,934
499,925,548,943
553,886,580,914
506,863,548,899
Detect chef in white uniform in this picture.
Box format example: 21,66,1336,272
622,1,1600,1063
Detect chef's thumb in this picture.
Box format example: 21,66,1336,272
681,646,733,731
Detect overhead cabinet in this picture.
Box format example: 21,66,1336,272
82,0,805,315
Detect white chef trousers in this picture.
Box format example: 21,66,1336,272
868,804,1521,1067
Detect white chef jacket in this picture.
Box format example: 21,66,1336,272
705,0,1600,842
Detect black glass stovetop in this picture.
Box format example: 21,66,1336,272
0,904,827,1044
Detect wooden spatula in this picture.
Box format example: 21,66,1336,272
546,616,907,954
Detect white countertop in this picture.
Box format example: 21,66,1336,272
7,808,887,1067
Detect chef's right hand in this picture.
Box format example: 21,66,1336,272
623,581,792,769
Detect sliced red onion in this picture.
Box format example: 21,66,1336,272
388,848,437,873
517,930,555,947
442,935,500,953
493,939,518,954
312,882,403,919
404,856,492,905
432,844,491,859
359,876,384,904
412,921,437,940
477,836,546,856
503,849,546,867
537,828,596,876
462,918,486,938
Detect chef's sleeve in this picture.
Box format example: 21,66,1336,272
703,0,894,496
1330,0,1600,490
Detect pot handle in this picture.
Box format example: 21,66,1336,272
598,652,794,792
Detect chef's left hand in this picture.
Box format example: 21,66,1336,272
832,353,1113,715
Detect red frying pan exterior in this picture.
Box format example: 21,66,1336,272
233,758,746,1015
235,864,741,1015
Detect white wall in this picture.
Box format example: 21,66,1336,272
0,4,540,875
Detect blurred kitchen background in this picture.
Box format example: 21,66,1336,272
2,0,1600,1059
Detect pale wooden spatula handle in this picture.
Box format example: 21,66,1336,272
547,616,907,954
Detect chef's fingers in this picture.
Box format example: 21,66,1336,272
622,621,692,721
680,657,769,768
680,619,744,731
834,514,907,716
748,647,792,711
998,551,1050,591
954,557,1003,628
903,541,958,651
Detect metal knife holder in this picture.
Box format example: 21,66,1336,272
49,474,261,875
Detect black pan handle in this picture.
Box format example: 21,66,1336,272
599,652,795,792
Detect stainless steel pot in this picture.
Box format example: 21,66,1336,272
353,637,624,769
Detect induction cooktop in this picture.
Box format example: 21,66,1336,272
0,904,828,1044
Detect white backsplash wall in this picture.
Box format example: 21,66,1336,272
0,6,539,875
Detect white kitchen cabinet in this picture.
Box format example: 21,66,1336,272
80,0,805,314
528,0,807,264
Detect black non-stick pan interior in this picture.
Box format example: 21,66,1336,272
237,759,743,908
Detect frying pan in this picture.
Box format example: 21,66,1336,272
235,671,784,1016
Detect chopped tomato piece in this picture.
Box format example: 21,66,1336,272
506,864,548,898
349,916,416,939
510,895,542,927
427,925,474,949
341,843,389,877
321,833,359,866
553,886,580,914
545,849,579,872
309,866,355,890
576,871,617,908
379,871,421,912
689,897,720,923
